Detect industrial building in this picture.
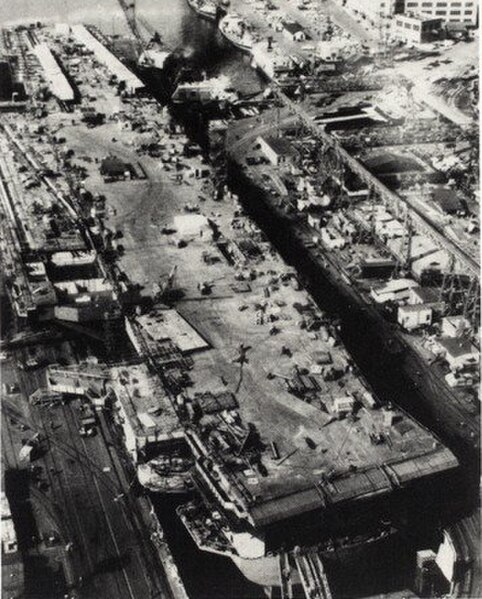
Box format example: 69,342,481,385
403,0,478,25
392,13,444,43
345,0,477,26
1,492,24,599
32,42,74,102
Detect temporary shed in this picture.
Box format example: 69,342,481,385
137,309,209,354
441,316,471,339
398,304,432,331
282,21,307,42
256,135,297,167
370,278,419,304
436,338,479,371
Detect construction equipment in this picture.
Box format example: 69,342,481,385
116,0,172,58
260,81,479,279
157,265,178,301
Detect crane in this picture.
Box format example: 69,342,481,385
116,0,172,58
156,265,178,300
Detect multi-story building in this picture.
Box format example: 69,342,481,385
392,13,444,43
403,0,478,25
344,0,404,27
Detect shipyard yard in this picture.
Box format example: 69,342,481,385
0,0,480,598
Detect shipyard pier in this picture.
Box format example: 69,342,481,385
1,0,480,598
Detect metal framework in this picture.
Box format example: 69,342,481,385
269,85,480,279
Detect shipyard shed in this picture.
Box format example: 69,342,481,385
370,278,419,304
398,304,433,331
411,248,452,280
71,25,144,94
256,135,297,167
409,286,446,312
282,21,307,42
432,187,465,215
32,43,74,102
246,447,457,527
436,338,479,372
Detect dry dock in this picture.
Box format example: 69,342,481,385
0,10,478,598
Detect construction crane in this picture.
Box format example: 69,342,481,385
116,0,172,57
155,265,178,301
394,209,413,276
260,81,479,279
462,277,480,327
117,0,141,48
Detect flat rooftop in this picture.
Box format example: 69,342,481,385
110,364,182,443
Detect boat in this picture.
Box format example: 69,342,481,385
186,0,218,21
137,455,193,493
177,499,400,589
218,13,254,53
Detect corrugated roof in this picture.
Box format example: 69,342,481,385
438,337,479,358
250,487,325,527
323,468,392,504
387,448,458,484
249,467,392,526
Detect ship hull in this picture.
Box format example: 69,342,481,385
218,20,253,53
226,161,480,467
186,0,217,21
230,530,399,589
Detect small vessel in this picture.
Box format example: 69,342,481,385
186,0,218,21
218,13,254,53
137,455,193,493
